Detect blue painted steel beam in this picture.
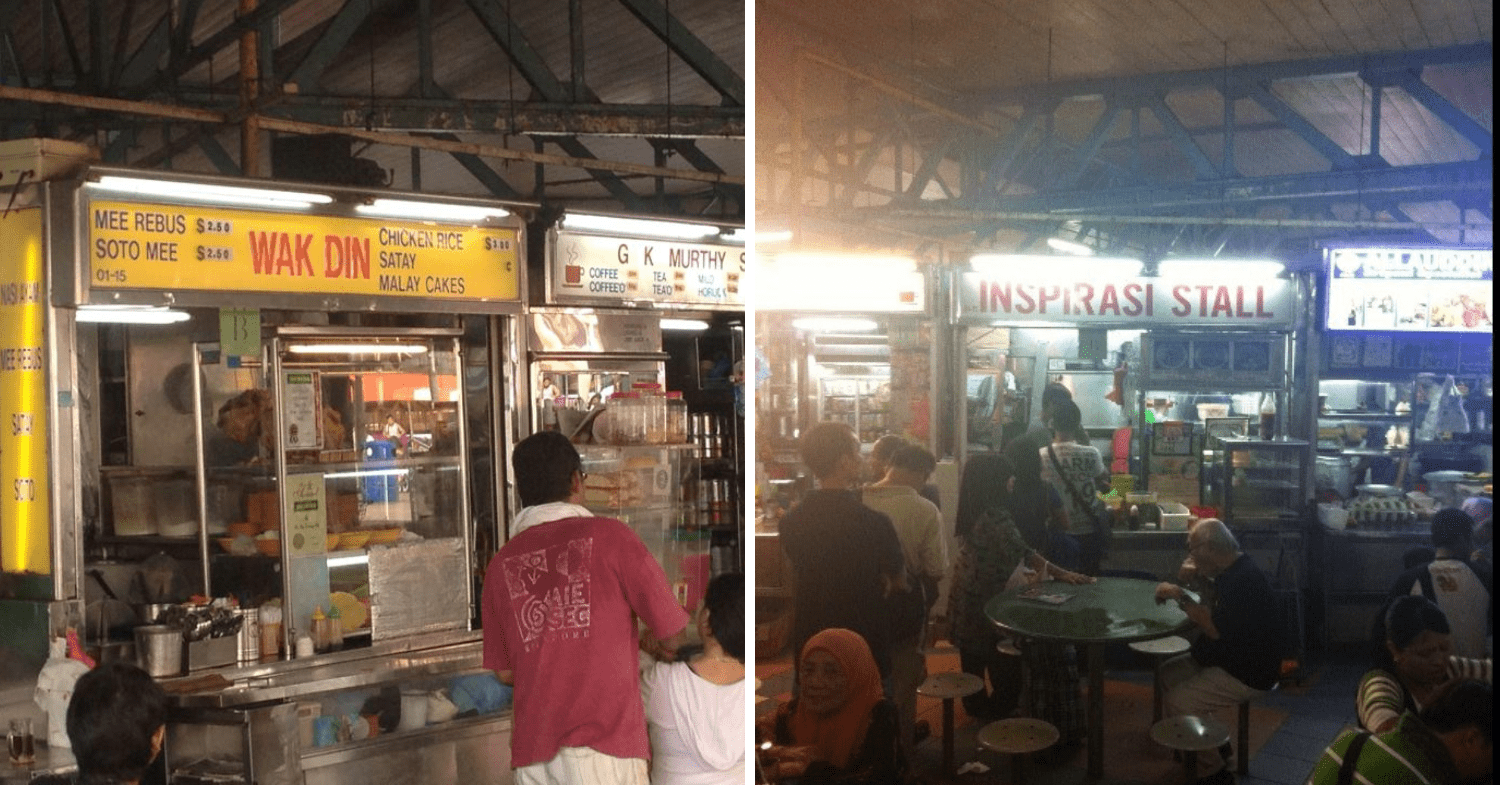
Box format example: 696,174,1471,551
976,43,1491,105
286,0,395,92
901,133,956,203
1242,82,1357,170
551,136,644,210
1383,69,1493,157
969,159,1489,215
463,0,578,103
1060,103,1124,187
137,0,298,96
1148,97,1219,180
839,127,896,207
195,134,241,176
118,15,169,90
613,0,744,106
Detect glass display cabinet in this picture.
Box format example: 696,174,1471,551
193,327,473,655
816,374,890,445
576,444,709,611
1202,438,1312,525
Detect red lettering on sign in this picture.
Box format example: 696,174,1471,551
1038,285,1061,313
1074,283,1095,315
324,235,371,280
1236,287,1252,317
1211,286,1233,317
1098,285,1121,316
1256,287,1274,318
1015,285,1035,314
1171,285,1192,317
988,281,1013,313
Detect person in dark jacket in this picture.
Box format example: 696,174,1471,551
781,422,907,681
1154,519,1282,784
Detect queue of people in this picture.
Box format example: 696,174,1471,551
765,404,1492,785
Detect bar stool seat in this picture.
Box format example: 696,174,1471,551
978,718,1059,784
1151,715,1230,783
918,672,985,776
1129,635,1190,722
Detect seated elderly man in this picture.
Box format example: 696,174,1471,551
1154,519,1282,785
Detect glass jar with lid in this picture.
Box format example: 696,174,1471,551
608,392,643,445
632,382,667,444
666,391,688,444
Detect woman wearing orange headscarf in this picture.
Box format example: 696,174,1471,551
757,628,906,784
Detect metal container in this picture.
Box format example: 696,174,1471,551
236,608,261,663
135,625,183,677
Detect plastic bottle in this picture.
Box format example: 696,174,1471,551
1260,393,1277,440
325,605,344,651
310,607,328,652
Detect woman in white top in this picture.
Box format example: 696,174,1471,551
641,573,745,785
1038,400,1108,573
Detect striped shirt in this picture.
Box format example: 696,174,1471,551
1310,712,1462,785
1356,658,1492,732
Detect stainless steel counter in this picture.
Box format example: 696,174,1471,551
164,629,483,708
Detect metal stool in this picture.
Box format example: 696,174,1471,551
1128,635,1190,722
996,636,1030,716
977,718,1058,784
1151,715,1231,783
1235,682,1278,776
917,671,984,776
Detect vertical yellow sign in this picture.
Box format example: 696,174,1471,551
0,207,51,574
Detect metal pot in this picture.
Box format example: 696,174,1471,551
135,625,183,677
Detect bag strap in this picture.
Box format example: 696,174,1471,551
1046,445,1096,513
1337,730,1371,785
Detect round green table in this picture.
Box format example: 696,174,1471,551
985,576,1195,779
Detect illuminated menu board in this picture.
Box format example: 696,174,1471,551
548,230,744,308
1325,247,1492,332
86,199,522,305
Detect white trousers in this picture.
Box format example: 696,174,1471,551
1160,654,1266,773
515,747,649,785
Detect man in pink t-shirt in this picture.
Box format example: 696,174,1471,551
483,431,689,784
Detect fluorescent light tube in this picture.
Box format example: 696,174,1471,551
969,254,1142,277
76,306,191,325
326,554,370,568
287,343,429,356
1157,259,1286,279
1046,237,1096,256
792,317,879,332
355,198,509,222
660,318,710,331
92,176,333,209
562,213,719,240
775,253,917,274
719,229,747,244
754,230,794,245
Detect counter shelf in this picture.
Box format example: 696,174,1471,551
158,631,512,784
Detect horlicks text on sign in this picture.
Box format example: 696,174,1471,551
958,274,1293,327
553,231,744,307
87,200,521,302
1328,247,1492,280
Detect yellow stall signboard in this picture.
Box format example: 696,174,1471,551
87,200,521,302
1,207,51,575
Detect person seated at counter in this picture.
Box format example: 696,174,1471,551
948,453,1093,724
481,431,690,785
641,572,745,785
1463,496,1492,567
1311,678,1492,785
1389,508,1492,659
1358,595,1492,734
756,628,906,785
32,661,169,785
1153,519,1282,784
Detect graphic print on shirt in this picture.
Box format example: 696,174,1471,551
502,537,594,650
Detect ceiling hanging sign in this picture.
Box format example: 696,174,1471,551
1324,247,1492,332
955,272,1295,328
85,198,522,304
549,230,744,309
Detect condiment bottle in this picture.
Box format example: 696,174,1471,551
310,607,328,652
325,605,344,651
